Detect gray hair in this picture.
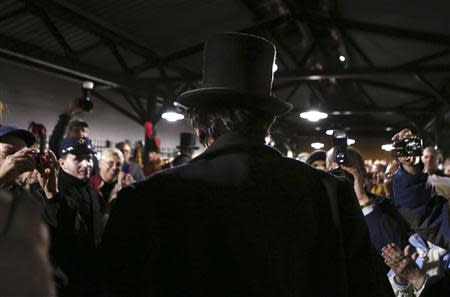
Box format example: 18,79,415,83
99,148,124,163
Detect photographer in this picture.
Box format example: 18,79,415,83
0,125,57,296
326,147,409,252
392,129,450,250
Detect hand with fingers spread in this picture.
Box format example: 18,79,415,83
0,148,38,186
382,243,426,289
35,150,59,199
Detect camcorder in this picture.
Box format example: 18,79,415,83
393,137,423,157
333,130,348,165
78,81,94,112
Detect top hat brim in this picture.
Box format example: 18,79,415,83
177,87,293,116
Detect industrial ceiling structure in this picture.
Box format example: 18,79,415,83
1,0,449,153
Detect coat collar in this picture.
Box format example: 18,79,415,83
194,131,282,161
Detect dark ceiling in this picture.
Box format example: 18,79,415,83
0,0,449,152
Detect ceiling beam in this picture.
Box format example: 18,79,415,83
0,33,153,97
299,12,450,46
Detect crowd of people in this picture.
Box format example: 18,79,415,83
1,32,450,297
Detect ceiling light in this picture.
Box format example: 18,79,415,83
347,138,356,145
343,111,352,115
326,129,334,136
300,110,328,122
161,111,184,122
339,55,346,62
385,127,393,132
311,142,325,149
381,144,394,151
272,63,278,73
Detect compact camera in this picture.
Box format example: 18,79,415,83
78,81,94,112
333,130,348,165
393,137,423,157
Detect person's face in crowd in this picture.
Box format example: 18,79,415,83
120,143,131,163
421,148,438,174
68,127,89,138
444,158,450,176
0,136,27,166
148,151,159,162
99,154,122,183
59,153,93,180
311,160,326,171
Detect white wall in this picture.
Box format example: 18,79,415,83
0,59,202,155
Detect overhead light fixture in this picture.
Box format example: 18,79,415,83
161,111,184,122
339,55,346,62
385,127,393,132
272,63,278,73
300,110,328,122
381,144,394,151
326,129,334,136
347,138,356,145
343,111,352,115
311,142,325,149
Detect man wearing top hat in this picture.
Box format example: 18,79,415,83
43,136,103,297
170,132,199,167
103,33,387,297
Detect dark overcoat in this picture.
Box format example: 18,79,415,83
102,132,387,297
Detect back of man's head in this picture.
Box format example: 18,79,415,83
186,106,275,147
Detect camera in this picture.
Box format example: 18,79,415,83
32,151,52,167
333,130,348,165
393,137,423,157
78,81,94,112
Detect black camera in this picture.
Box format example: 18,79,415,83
333,130,348,165
32,151,52,168
393,137,423,157
78,81,94,112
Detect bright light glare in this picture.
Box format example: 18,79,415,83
347,138,356,145
272,63,278,73
381,144,394,151
339,55,346,62
299,110,328,122
311,142,325,149
162,111,184,122
326,129,334,136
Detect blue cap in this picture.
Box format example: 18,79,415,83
59,137,96,156
0,125,36,147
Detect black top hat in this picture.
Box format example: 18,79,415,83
177,32,293,116
177,132,199,150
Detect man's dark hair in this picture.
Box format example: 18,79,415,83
186,106,275,147
68,120,88,130
115,141,129,151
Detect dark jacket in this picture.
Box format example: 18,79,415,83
44,170,103,297
171,153,192,167
102,132,388,297
49,113,71,159
393,164,450,250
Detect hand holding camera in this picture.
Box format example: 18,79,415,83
65,81,94,116
392,129,423,175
